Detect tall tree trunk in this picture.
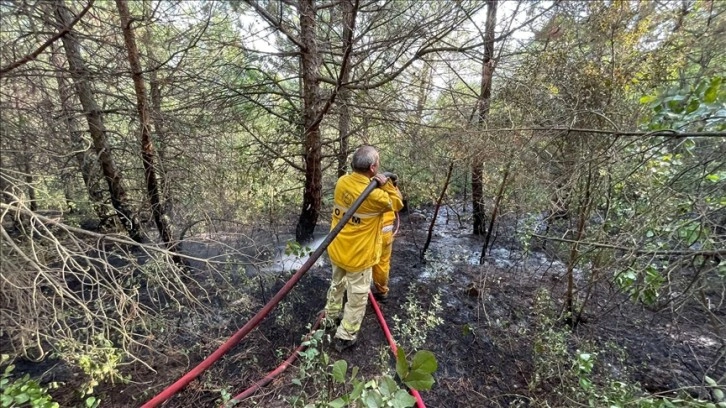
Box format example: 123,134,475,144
336,87,351,178
471,163,485,235
246,0,357,243
480,158,510,264
50,43,108,222
115,0,175,249
472,0,498,236
410,64,432,147
336,0,354,178
295,0,324,243
23,151,37,212
143,0,172,215
421,162,454,262
54,0,141,242
10,82,38,212
148,65,172,214
565,164,592,322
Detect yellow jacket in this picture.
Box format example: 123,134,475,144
382,208,397,228
328,172,404,272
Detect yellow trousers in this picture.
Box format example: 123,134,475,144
372,231,394,296
324,263,372,341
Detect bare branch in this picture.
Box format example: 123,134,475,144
0,0,95,77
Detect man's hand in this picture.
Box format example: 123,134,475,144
382,172,398,186
373,173,388,186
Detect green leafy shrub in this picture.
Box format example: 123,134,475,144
263,326,437,408
55,334,127,405
391,291,444,350
0,355,59,408
641,76,724,132
328,347,437,408
528,291,726,407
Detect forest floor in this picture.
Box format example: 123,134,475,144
14,206,724,407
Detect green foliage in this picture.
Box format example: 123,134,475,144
55,334,126,402
705,376,726,407
285,241,313,258
395,348,437,391
641,76,725,131
275,326,436,407
569,350,726,408
391,290,444,350
216,387,233,406
530,289,571,392
328,347,436,408
615,263,666,305
529,291,726,408
328,369,416,408
280,328,333,406
517,212,547,253
0,355,59,408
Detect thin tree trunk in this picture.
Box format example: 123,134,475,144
480,158,510,264
54,0,141,242
336,88,351,178
421,162,455,262
336,0,354,178
148,67,171,213
143,0,172,214
461,168,467,213
23,155,37,212
115,0,176,251
50,43,108,222
472,163,485,235
296,0,324,243
11,81,38,213
410,64,432,145
472,0,498,237
565,163,593,322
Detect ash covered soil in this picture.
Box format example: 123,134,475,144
36,209,725,407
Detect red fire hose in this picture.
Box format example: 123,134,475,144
368,292,426,408
141,180,380,407
225,313,325,405
224,295,426,407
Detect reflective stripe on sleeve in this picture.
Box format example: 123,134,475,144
333,204,380,219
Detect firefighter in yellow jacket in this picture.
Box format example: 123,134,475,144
324,146,404,352
372,172,400,304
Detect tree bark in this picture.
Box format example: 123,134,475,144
54,0,141,242
336,0,355,178
421,162,455,262
565,164,593,323
471,162,485,235
9,81,38,213
49,43,108,222
244,0,356,243
472,0,498,236
480,158,510,264
115,0,175,250
295,0,324,243
143,0,172,215
148,67,172,214
23,152,37,212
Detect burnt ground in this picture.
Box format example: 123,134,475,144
9,208,725,407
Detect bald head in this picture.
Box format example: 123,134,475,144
351,145,379,175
